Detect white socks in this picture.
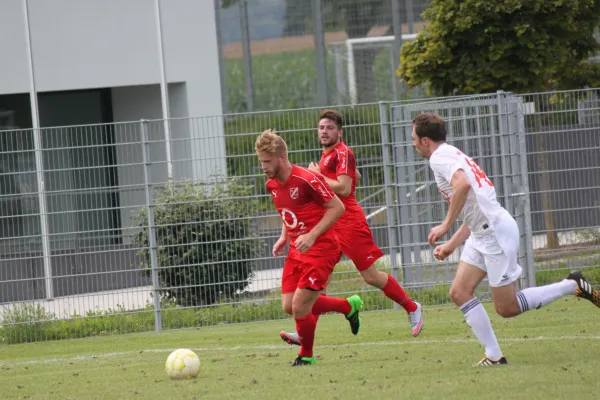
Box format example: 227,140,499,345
460,297,503,360
516,279,577,313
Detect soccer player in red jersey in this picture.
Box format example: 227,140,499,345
280,110,423,346
256,130,364,366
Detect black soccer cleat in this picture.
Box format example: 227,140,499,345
345,295,363,335
291,356,316,366
567,270,600,308
474,356,508,367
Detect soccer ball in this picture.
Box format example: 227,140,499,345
165,348,200,380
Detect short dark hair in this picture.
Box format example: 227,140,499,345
412,113,447,142
319,109,343,130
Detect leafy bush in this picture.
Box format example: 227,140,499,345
133,179,263,307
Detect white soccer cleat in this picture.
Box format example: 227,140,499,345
408,301,423,337
280,331,300,346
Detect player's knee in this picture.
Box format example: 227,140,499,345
494,302,520,318
282,302,293,315
361,268,385,289
291,305,310,319
449,286,473,306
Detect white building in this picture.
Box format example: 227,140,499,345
0,0,225,302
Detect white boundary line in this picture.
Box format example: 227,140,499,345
2,335,600,367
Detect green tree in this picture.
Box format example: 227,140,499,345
397,0,600,248
134,179,263,306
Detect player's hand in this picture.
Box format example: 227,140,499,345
428,223,450,246
272,238,287,258
308,162,321,173
294,233,315,253
433,243,454,261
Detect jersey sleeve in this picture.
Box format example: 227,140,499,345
306,173,335,205
335,149,355,178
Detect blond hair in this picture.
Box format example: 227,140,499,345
255,129,288,156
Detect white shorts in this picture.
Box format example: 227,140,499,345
460,218,523,287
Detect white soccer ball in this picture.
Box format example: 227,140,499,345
165,348,200,380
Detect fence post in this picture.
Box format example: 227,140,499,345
23,0,53,300
239,0,254,111
312,0,328,106
214,0,228,114
379,102,400,309
496,91,514,213
515,100,536,288
141,120,163,332
391,0,405,101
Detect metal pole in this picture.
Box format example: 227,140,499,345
214,0,228,114
141,120,163,332
154,0,173,180
312,0,328,106
239,0,254,111
23,0,53,300
379,102,400,310
391,0,405,99
515,100,536,288
405,0,415,34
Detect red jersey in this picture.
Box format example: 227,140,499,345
266,164,340,259
319,141,365,228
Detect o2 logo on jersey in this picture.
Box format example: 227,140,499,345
280,209,306,231
465,157,493,188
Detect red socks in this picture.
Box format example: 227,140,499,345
312,293,352,315
383,274,417,313
295,313,317,358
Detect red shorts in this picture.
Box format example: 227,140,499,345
337,222,384,271
281,255,338,294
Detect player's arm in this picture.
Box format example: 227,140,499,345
447,223,471,249
442,169,471,229
272,224,288,257
322,175,352,197
294,196,345,253
428,168,471,245
324,150,356,197
310,195,345,239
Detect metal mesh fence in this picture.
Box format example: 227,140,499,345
1,89,599,344
217,0,430,113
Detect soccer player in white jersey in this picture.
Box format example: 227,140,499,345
412,112,600,366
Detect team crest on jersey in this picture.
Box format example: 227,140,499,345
290,187,299,199
323,156,332,165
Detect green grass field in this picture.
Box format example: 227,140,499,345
1,298,599,400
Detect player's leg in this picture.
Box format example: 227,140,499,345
487,218,596,317
290,259,343,366
280,256,363,347
343,227,423,336
280,258,301,316
290,287,322,366
453,239,505,366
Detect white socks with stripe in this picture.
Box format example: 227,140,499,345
460,297,503,360
516,279,577,313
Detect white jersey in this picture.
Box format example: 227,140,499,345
429,143,511,237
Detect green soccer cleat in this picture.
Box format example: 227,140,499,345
291,356,316,366
345,295,364,335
